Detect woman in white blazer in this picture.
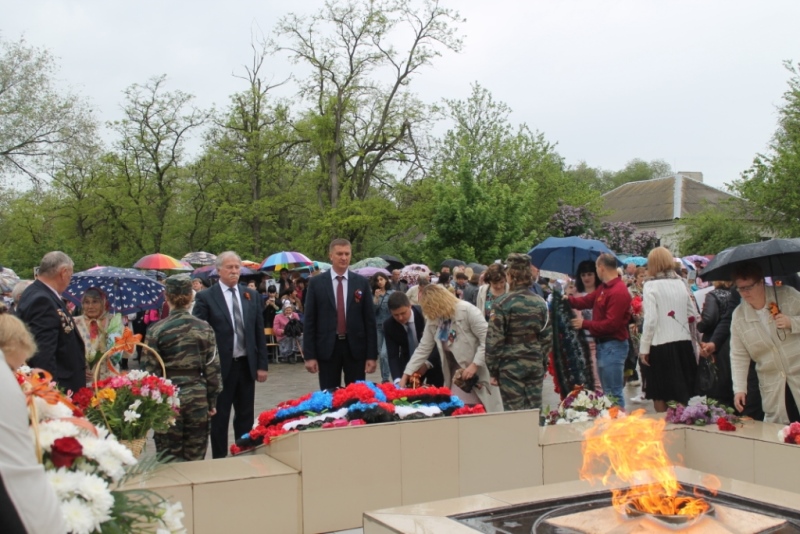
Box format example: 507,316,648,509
400,284,504,412
730,262,800,424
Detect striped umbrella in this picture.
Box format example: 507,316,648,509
133,253,191,270
260,251,314,272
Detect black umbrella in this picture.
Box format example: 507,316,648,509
700,239,800,282
378,255,405,271
441,258,466,270
466,262,487,274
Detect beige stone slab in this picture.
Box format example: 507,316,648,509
193,473,300,534
264,431,302,471
686,418,787,443
301,424,403,534
753,441,800,494
363,513,476,534
542,441,584,484
458,410,541,496
539,420,595,445
684,431,755,482
399,417,460,505
174,454,297,484
374,493,509,517
488,477,613,505
121,464,193,490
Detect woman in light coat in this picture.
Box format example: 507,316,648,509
731,262,800,424
400,284,503,412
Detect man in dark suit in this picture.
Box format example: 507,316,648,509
383,292,444,386
17,251,86,394
193,251,268,458
303,238,378,390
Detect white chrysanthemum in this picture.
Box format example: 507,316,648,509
33,396,75,420
61,497,100,534
158,501,186,533
47,468,80,498
36,420,81,450
17,365,32,374
564,408,579,421
555,418,569,425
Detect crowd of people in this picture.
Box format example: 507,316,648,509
3,239,800,470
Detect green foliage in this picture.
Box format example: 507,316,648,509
732,61,800,236
675,201,763,255
565,158,673,193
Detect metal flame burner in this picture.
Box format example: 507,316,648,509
454,484,800,533
623,501,715,530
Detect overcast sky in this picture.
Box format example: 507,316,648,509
6,0,800,190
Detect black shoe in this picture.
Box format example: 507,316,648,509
278,357,288,363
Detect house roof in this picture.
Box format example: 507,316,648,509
601,174,737,224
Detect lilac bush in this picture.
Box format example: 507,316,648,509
546,205,659,255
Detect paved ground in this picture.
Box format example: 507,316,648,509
143,360,655,459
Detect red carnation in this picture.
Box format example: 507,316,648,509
71,388,94,410
50,437,83,468
667,310,676,318
688,316,696,324
716,417,736,432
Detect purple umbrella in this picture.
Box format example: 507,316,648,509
353,267,391,278
400,264,432,286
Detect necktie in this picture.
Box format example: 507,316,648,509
405,322,418,357
229,288,246,354
336,276,346,335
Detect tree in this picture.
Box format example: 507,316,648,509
103,75,208,254
732,61,800,236
273,0,464,251
0,37,94,183
675,202,762,255
546,204,659,256
564,158,672,194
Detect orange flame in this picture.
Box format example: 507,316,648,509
580,409,712,517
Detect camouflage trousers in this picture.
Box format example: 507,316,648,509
496,357,545,412
154,382,210,462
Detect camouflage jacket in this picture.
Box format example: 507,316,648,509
144,309,221,408
485,289,553,378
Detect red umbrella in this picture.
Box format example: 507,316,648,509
133,253,191,270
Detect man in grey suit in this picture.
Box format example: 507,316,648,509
193,251,268,458
303,238,378,390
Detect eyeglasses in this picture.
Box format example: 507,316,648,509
735,281,760,293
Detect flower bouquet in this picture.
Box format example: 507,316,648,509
665,396,738,430
779,422,800,444
72,328,179,458
544,386,622,425
17,367,186,534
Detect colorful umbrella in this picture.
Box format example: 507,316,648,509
400,264,431,286
260,251,313,272
181,251,217,266
133,253,191,270
65,267,165,314
241,260,261,270
353,267,391,279
351,257,389,269
683,255,710,267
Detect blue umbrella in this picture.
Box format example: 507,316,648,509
65,267,165,314
528,237,622,276
622,256,648,267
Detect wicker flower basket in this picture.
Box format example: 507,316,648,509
92,332,166,458
118,437,148,459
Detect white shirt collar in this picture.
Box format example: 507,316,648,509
219,280,238,292
330,268,349,281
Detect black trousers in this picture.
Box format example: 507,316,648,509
317,338,365,390
211,358,255,458
787,384,800,423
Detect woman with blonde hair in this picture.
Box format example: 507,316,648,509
0,306,68,533
399,284,503,412
639,246,699,412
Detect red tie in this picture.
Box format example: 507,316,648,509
336,276,346,335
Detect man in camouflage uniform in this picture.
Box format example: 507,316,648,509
144,274,221,461
485,253,552,411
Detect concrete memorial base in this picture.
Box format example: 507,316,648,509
124,411,800,533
